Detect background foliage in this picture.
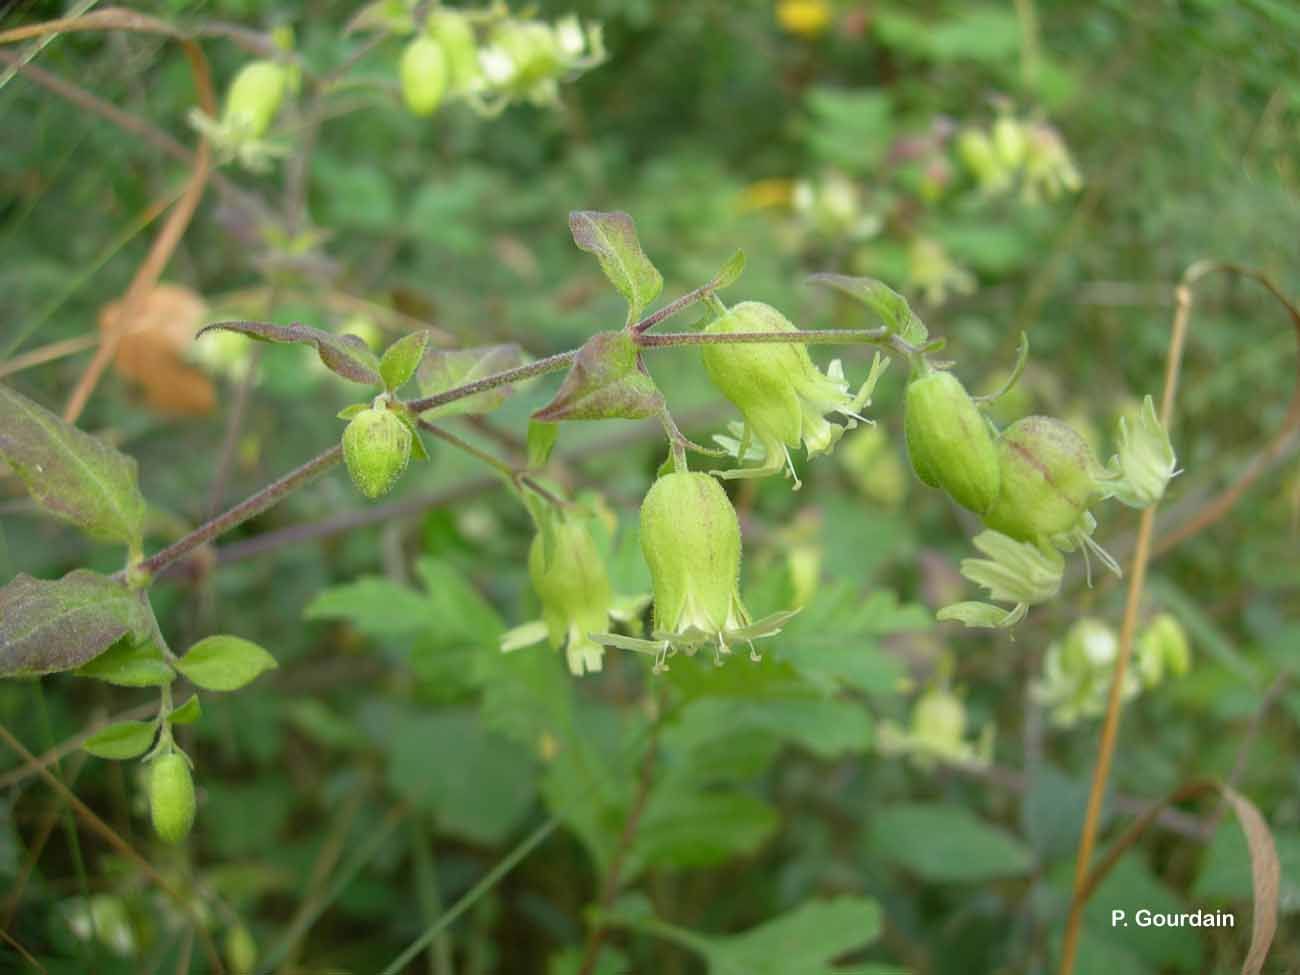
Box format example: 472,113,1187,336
1,0,1298,972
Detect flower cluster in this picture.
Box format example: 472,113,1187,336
957,112,1082,203
877,687,994,769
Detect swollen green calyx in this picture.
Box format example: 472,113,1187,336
149,752,195,845
342,405,412,500
528,513,613,676
904,369,999,514
702,301,886,487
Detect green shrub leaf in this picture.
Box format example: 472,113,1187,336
568,210,663,323
197,321,382,385
176,635,278,691
82,720,156,760
0,384,146,549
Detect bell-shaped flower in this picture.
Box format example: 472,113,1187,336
937,529,1065,629
1032,619,1139,727
1100,395,1178,509
701,301,888,488
500,510,616,676
596,471,794,671
877,687,993,769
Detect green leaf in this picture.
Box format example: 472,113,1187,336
0,570,150,678
82,720,156,760
176,635,277,692
197,320,382,385
0,384,146,549
416,343,528,418
935,600,1019,628
569,210,664,323
628,789,778,876
527,420,559,469
74,636,174,687
337,403,369,420
704,897,882,974
303,577,433,636
602,895,882,975
710,249,746,291
168,695,202,726
868,802,1033,883
379,330,432,391
531,331,664,422
806,274,928,345
665,697,872,760
369,704,537,845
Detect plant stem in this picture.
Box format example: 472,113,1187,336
380,818,559,975
636,326,889,348
405,350,578,414
1059,276,1191,975
132,445,344,580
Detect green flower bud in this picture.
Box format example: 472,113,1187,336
149,753,195,845
528,513,613,676
702,301,883,485
400,36,449,116
485,21,561,89
956,127,1006,191
426,10,481,93
1136,612,1191,687
225,923,258,975
904,369,999,514
993,115,1027,168
222,61,288,139
983,416,1103,544
343,406,412,500
640,472,748,645
1105,395,1176,509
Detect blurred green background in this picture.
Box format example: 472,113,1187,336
1,0,1298,972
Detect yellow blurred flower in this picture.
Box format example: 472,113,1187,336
739,178,796,211
777,0,832,39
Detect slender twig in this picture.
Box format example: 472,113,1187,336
130,445,344,580
1059,272,1192,975
635,327,889,348
379,818,559,975
577,731,659,975
0,701,156,792
632,279,730,335
406,350,578,414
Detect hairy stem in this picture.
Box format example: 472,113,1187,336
636,326,889,348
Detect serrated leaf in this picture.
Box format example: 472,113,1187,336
197,321,382,385
807,274,928,345
168,695,202,725
869,802,1033,882
0,571,150,677
75,636,174,687
176,635,277,692
569,210,664,323
0,384,146,548
416,344,528,418
82,720,156,760
527,420,559,469
532,331,664,422
379,330,431,391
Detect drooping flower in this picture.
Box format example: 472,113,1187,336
701,301,887,487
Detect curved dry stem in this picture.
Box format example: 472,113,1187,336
1060,262,1300,975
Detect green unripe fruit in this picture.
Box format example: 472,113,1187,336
149,753,195,845
701,302,806,450
222,61,288,138
640,472,743,638
426,10,481,93
983,416,1102,543
225,923,258,975
904,370,999,514
528,514,612,675
343,407,412,500
400,36,449,116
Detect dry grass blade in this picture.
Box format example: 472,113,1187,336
0,7,180,45
62,38,216,424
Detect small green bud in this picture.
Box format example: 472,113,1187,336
904,369,1000,514
149,753,195,845
640,472,747,644
225,922,258,975
222,61,288,139
1105,395,1177,509
983,416,1103,544
528,513,613,676
426,10,482,93
343,406,412,500
400,36,449,116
